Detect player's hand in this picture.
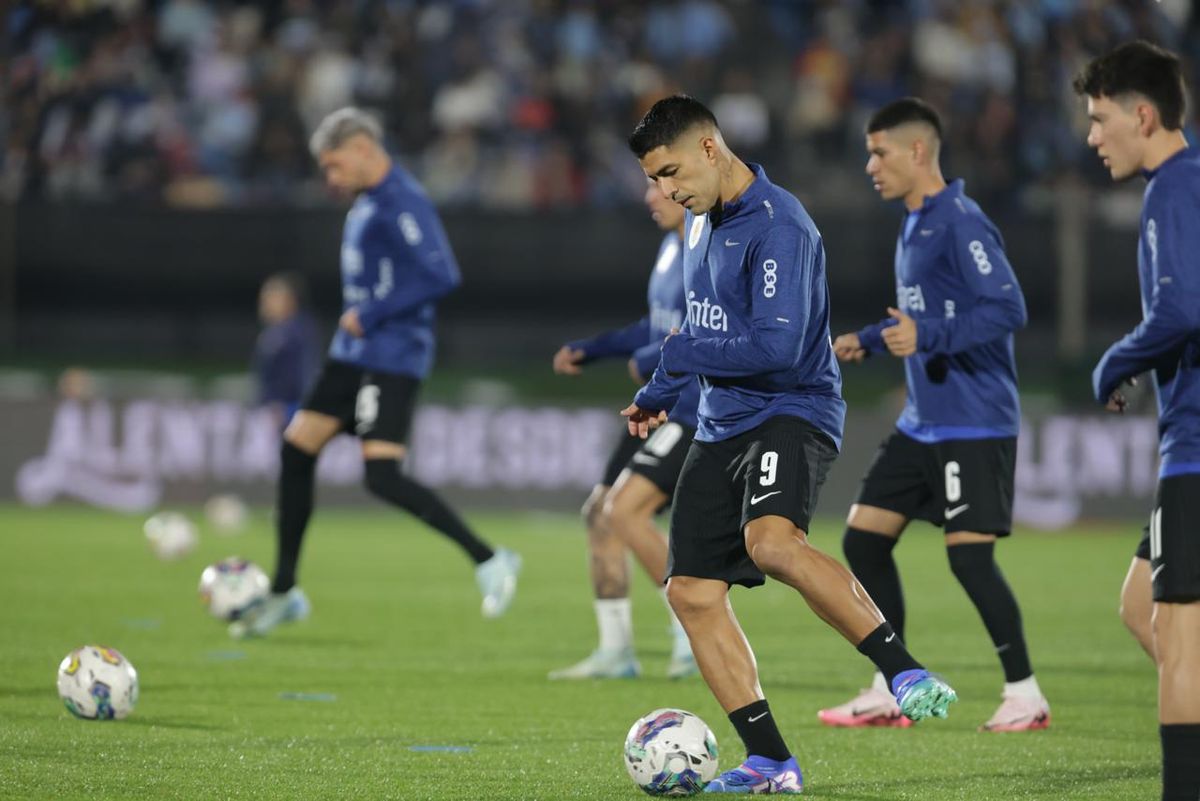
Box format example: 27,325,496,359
881,307,917,357
620,403,667,439
553,346,585,375
339,308,364,338
627,358,644,385
833,332,867,363
1105,377,1138,413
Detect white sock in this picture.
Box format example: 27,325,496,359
595,598,633,654
871,671,890,694
1004,675,1043,699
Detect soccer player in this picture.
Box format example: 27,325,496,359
1074,41,1200,801
821,98,1048,732
232,108,521,638
622,95,956,795
548,182,699,681
253,272,318,430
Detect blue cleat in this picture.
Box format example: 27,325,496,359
704,755,803,794
891,669,957,721
229,587,311,639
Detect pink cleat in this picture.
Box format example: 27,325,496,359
980,693,1051,732
817,686,914,728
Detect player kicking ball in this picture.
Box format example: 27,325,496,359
623,95,956,795
1074,42,1200,801
233,108,520,638
822,98,1049,733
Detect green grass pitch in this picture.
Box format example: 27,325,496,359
0,504,1158,800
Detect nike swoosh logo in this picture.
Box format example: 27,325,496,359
920,229,934,236
885,633,896,643
632,453,660,465
1151,564,1166,581
944,503,970,520
725,239,741,246
749,491,782,505
747,711,769,722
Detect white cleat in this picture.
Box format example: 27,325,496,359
548,648,641,680
817,686,913,728
980,693,1051,732
476,548,521,618
667,631,698,679
229,587,311,639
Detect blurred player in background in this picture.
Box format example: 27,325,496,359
1074,41,1200,801
623,95,956,795
824,98,1047,732
233,108,521,638
253,272,318,430
548,182,698,681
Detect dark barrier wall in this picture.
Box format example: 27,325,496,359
9,202,1141,361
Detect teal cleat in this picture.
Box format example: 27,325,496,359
891,669,957,721
704,755,803,794
228,587,310,639
476,548,521,618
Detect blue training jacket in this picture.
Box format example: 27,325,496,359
329,165,461,377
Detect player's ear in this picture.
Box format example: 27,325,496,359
1135,100,1157,137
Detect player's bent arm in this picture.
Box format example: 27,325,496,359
661,227,812,377
567,317,652,366
1092,295,1199,403
915,223,1027,354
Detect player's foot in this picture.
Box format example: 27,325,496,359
817,686,913,728
980,693,1051,732
704,754,803,794
228,587,310,639
476,548,521,618
548,648,640,680
891,669,957,722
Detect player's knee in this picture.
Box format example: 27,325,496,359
842,527,895,569
745,524,801,578
581,487,608,530
363,458,405,501
280,440,317,478
946,540,995,582
601,489,645,537
666,577,722,619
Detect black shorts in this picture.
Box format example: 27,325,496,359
601,430,645,487
1134,474,1200,603
301,359,419,444
623,421,697,498
855,431,1015,536
668,416,837,588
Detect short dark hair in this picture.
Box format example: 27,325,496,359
1072,40,1187,130
866,97,943,139
628,95,719,158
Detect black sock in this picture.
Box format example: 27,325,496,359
947,542,1033,683
364,459,495,564
1162,724,1200,801
856,622,922,689
728,700,790,762
843,528,905,641
272,441,317,594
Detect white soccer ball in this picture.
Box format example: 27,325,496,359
198,557,270,620
204,493,248,535
56,645,139,720
143,511,197,560
624,708,719,796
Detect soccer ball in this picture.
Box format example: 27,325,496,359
198,557,270,620
143,511,197,560
204,493,248,535
56,645,139,720
624,708,719,796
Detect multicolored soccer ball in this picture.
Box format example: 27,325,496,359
198,557,269,620
56,645,139,720
143,511,197,560
624,708,719,796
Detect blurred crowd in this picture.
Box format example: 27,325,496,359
4,0,1198,210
